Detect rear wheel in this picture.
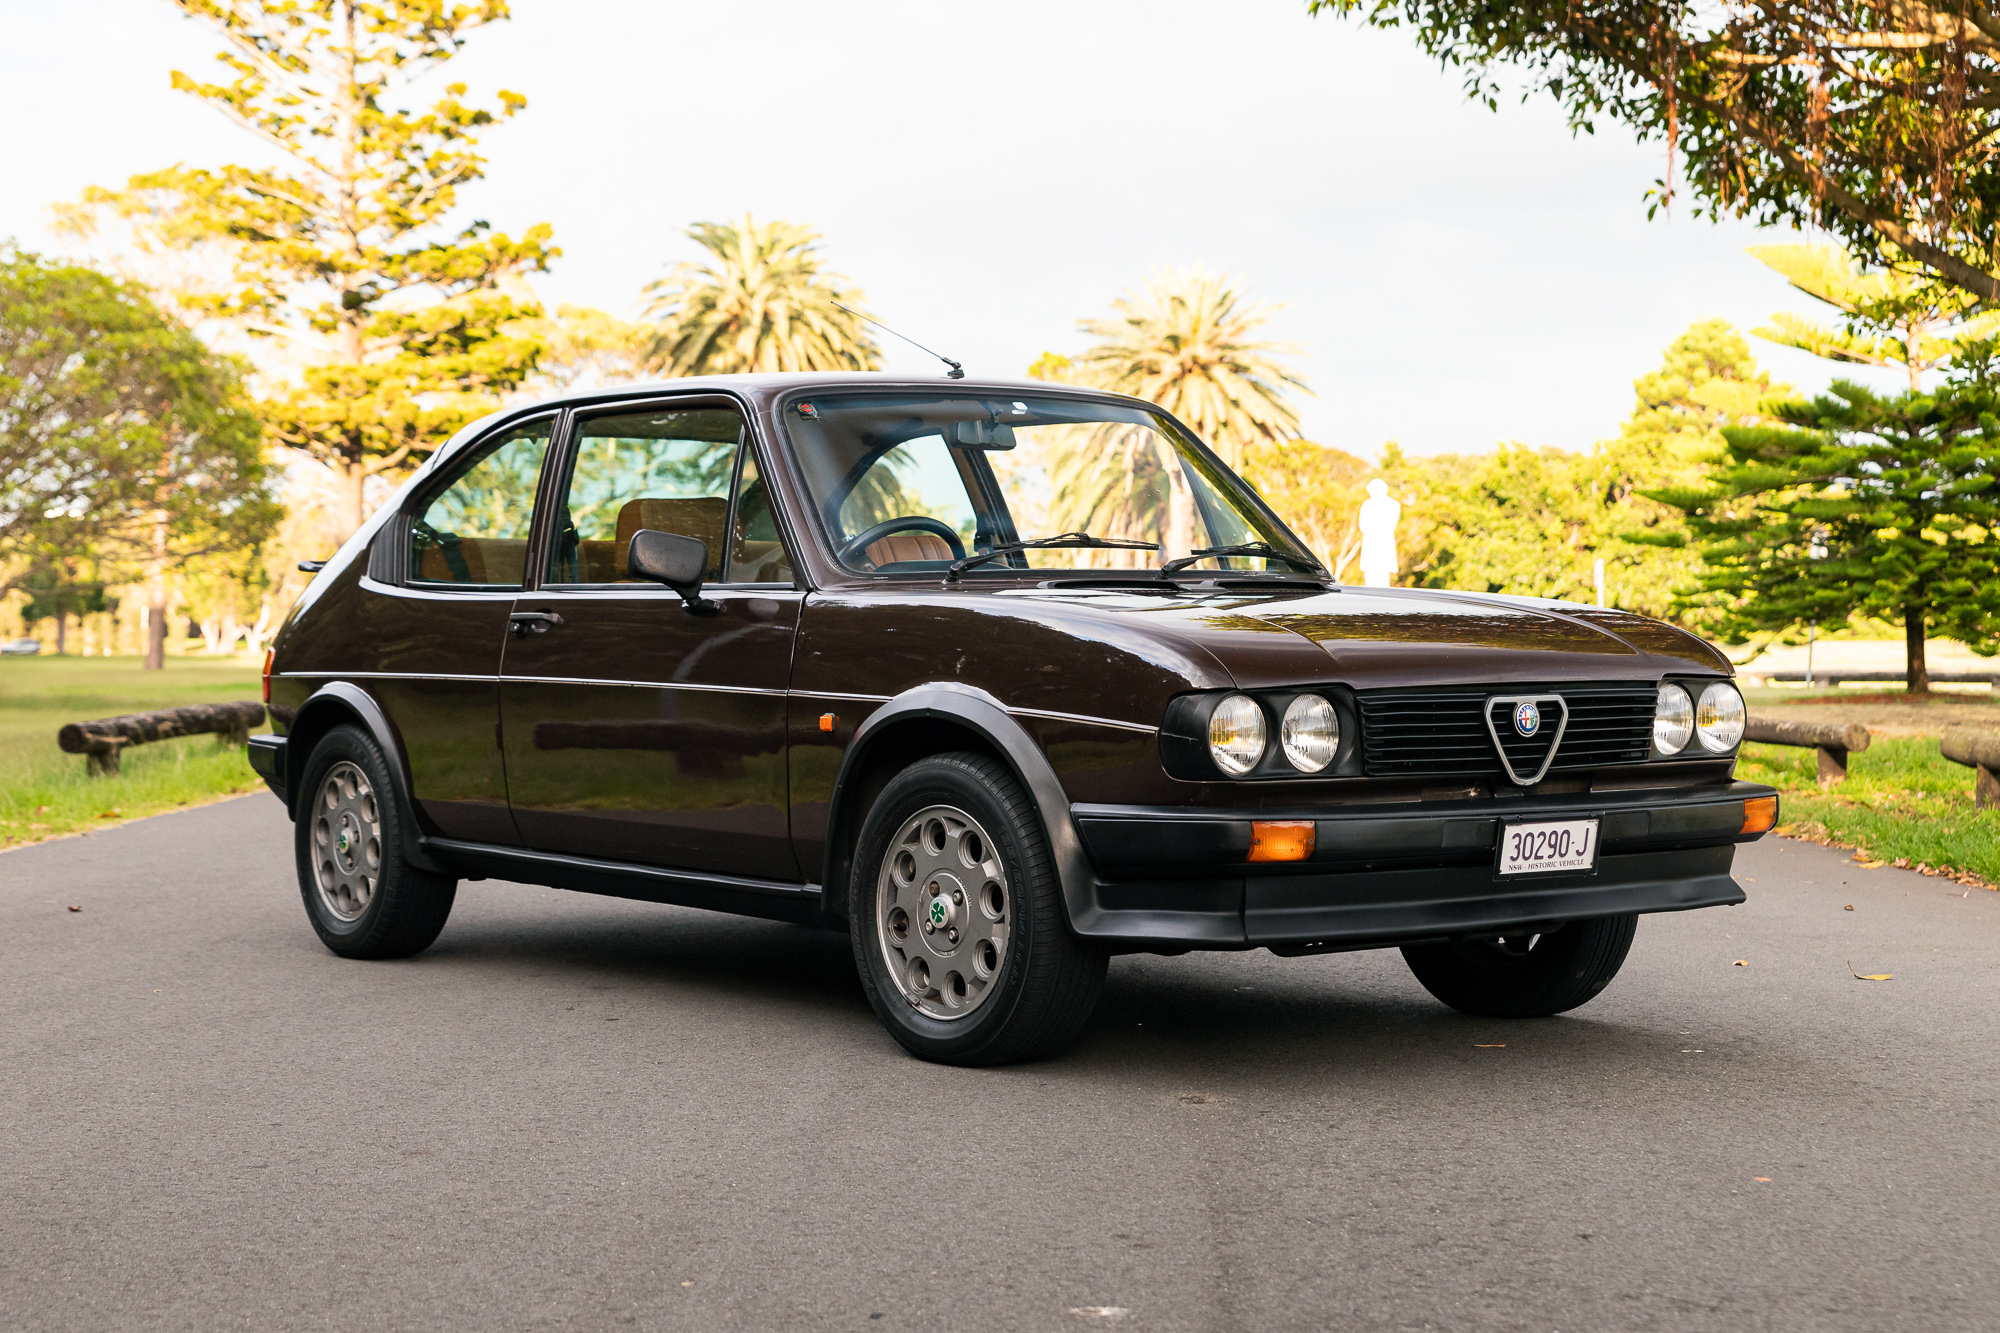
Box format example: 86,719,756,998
1401,914,1638,1018
851,752,1106,1065
294,723,457,960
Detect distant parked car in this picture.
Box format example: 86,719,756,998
253,372,1777,1065
1,637,41,655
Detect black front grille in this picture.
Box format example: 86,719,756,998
1357,682,1658,779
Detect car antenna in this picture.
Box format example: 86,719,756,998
833,302,963,379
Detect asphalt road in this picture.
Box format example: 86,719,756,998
4,794,1997,1332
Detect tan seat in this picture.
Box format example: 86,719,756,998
864,531,954,566
615,497,728,579
416,535,526,585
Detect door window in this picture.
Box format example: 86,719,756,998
408,418,554,588
544,405,789,586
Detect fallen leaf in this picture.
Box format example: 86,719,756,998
1843,904,1854,911
1754,1177,1772,1183
1856,859,1886,869
67,905,80,913
1473,1043,1506,1048
1733,959,1749,967
33,805,47,815
1846,961,1893,981
680,1281,693,1288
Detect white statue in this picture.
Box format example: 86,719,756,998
1357,478,1401,587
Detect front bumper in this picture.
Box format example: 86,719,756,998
1067,781,1774,951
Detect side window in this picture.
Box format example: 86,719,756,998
409,419,553,588
729,452,793,584
545,407,746,586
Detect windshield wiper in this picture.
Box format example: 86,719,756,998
945,531,1161,582
1159,542,1329,577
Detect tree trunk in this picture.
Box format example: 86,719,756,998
145,507,169,671
54,612,66,655
1906,604,1930,695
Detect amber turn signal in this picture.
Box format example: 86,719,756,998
1741,795,1778,835
1248,820,1316,863
819,713,838,733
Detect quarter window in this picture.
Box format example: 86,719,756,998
408,418,553,588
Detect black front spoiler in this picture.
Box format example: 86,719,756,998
1065,782,1772,951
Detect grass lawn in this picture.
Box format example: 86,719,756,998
1737,735,2000,888
0,655,268,851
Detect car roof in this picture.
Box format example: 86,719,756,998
518,371,1154,415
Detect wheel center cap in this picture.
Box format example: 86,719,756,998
336,826,353,855
924,878,958,935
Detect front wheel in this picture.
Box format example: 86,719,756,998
850,752,1106,1065
1401,914,1638,1018
294,723,458,960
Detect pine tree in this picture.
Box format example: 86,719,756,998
61,0,553,538
1650,372,2000,691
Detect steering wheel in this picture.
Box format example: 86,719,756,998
838,516,967,567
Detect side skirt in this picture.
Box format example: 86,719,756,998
426,837,825,926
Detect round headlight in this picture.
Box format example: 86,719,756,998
1696,681,1746,752
1280,694,1339,772
1208,694,1267,775
1654,684,1694,755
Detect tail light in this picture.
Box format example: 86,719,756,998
261,648,274,704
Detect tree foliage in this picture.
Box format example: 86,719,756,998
61,0,554,537
1240,439,1377,574
1055,268,1309,471
1749,243,2000,388
1310,1,2000,303
1385,320,1784,617
0,249,276,666
1650,372,2000,690
641,216,880,376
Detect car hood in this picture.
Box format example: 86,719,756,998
991,583,1731,691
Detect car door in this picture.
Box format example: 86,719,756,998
358,414,557,845
498,397,803,881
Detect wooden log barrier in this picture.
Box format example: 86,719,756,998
57,701,267,777
1941,727,2000,809
1743,715,1873,789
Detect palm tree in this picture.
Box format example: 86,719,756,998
1069,268,1309,470
641,216,880,375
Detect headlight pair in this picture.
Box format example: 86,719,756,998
1209,693,1339,775
1655,681,1744,754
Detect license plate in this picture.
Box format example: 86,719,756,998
1497,818,1599,876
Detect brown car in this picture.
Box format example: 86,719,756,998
251,374,1777,1065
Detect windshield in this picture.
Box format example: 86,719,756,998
779,391,1315,577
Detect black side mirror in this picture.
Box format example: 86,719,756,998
628,529,717,614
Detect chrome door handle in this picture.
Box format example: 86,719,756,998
509,611,565,637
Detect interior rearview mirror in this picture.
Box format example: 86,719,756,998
945,421,1016,450
628,529,717,614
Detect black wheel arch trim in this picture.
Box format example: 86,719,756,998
282,680,446,874
822,682,1098,934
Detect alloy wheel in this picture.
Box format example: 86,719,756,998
311,760,381,922
876,803,1012,1020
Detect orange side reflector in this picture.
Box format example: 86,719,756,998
818,713,838,733
1741,795,1778,835
1249,820,1316,863
261,648,274,704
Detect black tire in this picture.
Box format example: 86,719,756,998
293,723,457,960
1401,914,1638,1018
850,752,1107,1065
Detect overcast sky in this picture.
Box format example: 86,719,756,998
0,0,1908,459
